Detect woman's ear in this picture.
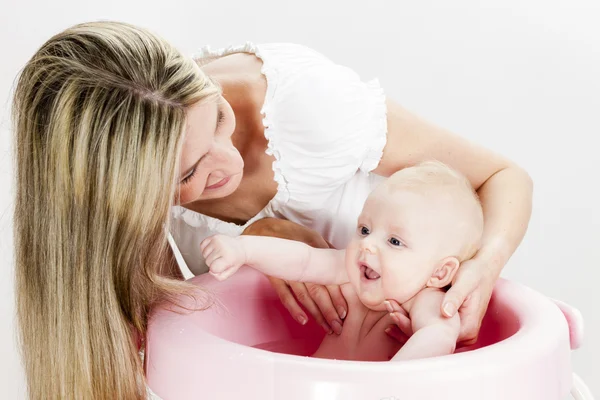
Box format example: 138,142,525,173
426,256,460,288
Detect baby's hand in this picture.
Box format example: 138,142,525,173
200,234,247,280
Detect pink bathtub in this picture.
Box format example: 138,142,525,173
145,266,593,400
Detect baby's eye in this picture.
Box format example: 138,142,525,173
359,226,370,236
389,237,403,247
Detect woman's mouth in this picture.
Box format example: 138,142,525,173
360,263,381,280
205,176,231,190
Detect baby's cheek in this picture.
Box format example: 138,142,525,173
383,274,408,302
345,261,359,289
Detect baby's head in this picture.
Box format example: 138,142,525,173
346,161,483,310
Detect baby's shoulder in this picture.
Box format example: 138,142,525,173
405,287,445,315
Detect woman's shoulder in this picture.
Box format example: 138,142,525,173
192,42,330,63
199,51,266,108
196,42,388,197
195,42,331,86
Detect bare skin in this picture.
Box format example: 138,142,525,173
312,284,404,362
242,218,347,335
201,176,471,361
176,51,533,344
241,217,410,356
179,54,276,224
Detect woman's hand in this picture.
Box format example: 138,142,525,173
441,257,499,346
375,98,533,345
242,217,347,335
384,300,413,339
385,256,499,347
267,277,346,335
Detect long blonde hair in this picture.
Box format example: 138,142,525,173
13,21,218,399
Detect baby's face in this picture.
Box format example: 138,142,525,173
345,189,454,311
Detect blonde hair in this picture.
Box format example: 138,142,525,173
383,160,484,260
13,21,218,399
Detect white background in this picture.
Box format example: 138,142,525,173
0,0,598,397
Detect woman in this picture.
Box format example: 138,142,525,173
13,21,532,399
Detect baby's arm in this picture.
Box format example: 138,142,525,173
390,288,460,361
201,234,348,285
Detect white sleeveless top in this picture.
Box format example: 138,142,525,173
170,42,388,276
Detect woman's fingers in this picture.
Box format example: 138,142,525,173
384,299,408,317
268,276,308,326
390,311,413,337
384,324,409,344
242,217,346,334
326,285,348,320
289,282,333,334
305,283,343,334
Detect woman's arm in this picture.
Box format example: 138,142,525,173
378,99,533,343
376,99,533,267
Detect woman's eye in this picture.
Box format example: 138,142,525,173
180,168,196,185
389,237,402,247
360,226,370,236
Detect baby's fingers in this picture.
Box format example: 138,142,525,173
209,271,228,281
205,251,226,270
201,245,215,262
216,266,238,281
210,257,235,273
209,258,237,280
200,237,213,252
200,238,216,259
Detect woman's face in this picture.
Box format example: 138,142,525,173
176,97,244,205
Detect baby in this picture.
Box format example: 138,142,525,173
201,161,484,361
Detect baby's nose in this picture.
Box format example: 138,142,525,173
360,239,376,254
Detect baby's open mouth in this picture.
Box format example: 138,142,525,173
360,264,381,280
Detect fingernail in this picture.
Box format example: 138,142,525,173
443,303,456,317
337,306,347,320
331,320,343,335
390,313,401,324
384,301,393,313
384,327,391,334
297,315,307,325
321,322,333,335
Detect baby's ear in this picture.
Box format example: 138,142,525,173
426,257,460,288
